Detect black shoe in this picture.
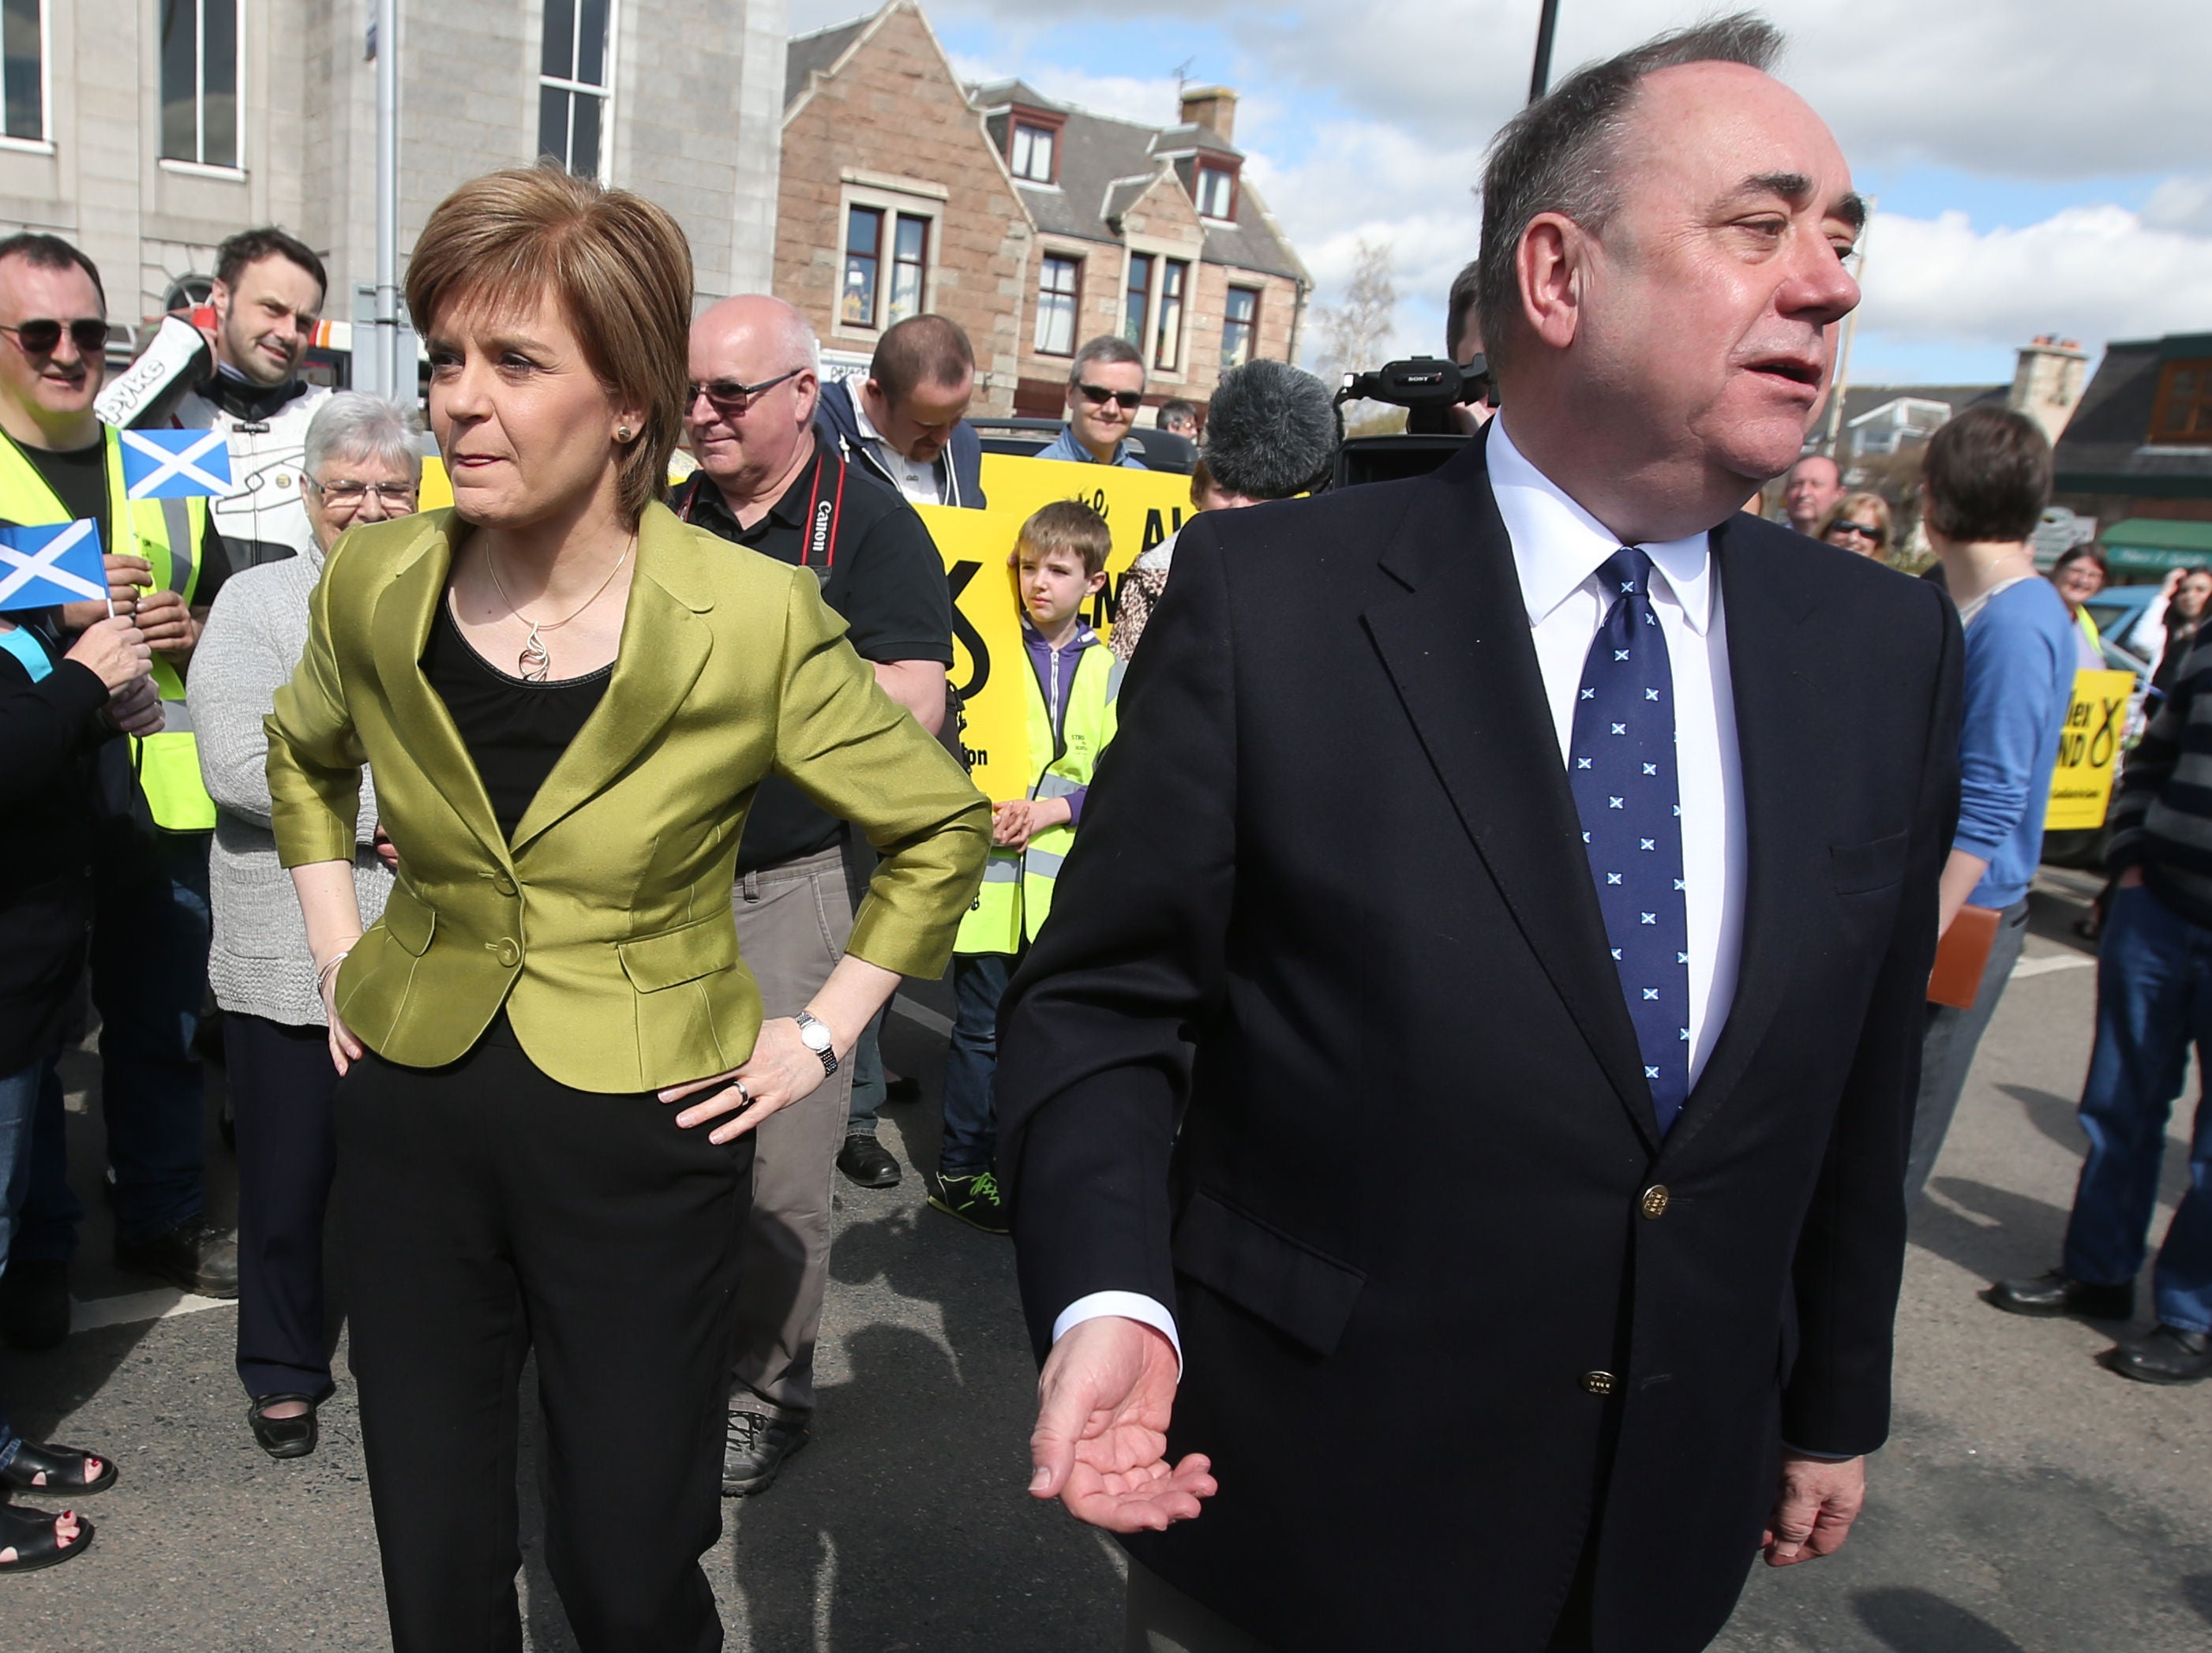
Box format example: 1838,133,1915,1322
722,1407,809,1497
114,1214,239,1298
837,1133,901,1189
1984,1269,2133,1321
883,1075,921,1105
247,1394,320,1460
928,1170,1009,1235
0,1258,70,1351
2106,1325,2212,1385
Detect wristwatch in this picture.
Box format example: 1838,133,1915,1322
794,1010,838,1077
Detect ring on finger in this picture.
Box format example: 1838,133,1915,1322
734,1078,754,1109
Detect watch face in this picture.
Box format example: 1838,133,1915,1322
800,1020,832,1051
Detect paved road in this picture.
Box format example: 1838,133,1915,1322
3,874,2208,1651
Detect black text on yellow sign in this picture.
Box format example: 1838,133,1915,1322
2045,669,2138,832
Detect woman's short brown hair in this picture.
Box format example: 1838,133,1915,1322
1921,404,2053,545
405,164,692,524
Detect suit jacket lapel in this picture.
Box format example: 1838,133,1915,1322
1666,515,1822,1150
369,513,510,870
510,503,714,854
1362,440,1662,1149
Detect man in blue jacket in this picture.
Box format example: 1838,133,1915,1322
815,313,986,510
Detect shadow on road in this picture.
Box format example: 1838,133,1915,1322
1854,1587,2026,1651
2181,1572,2212,1628
1910,1176,2074,1284
1999,1082,2198,1212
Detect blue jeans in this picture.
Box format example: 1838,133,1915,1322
1,1059,49,1471
940,952,1016,1176
17,830,212,1258
847,1004,887,1137
2061,883,2212,1334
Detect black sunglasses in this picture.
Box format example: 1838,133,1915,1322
1830,519,1886,545
0,317,109,357
1077,383,1143,410
685,365,804,413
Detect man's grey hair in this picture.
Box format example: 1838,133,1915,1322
784,305,824,378
1475,13,1784,369
1202,361,1339,500
1068,333,1145,390
303,392,424,481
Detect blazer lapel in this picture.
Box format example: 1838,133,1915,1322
369,512,510,869
1666,515,1824,1150
1362,440,1661,1149
510,504,714,853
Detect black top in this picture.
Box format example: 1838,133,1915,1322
677,432,953,872
0,431,234,610
421,599,612,842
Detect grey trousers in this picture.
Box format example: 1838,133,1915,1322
728,847,857,1417
1126,1564,1276,1653
1905,895,2032,1206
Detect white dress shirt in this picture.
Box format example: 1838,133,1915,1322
1055,418,1748,1363
850,393,949,507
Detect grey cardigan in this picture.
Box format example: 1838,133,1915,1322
189,544,391,1026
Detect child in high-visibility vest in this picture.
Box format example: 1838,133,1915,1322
930,501,1122,1234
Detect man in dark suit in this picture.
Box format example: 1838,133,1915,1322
998,17,1963,1653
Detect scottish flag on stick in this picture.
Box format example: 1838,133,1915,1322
120,426,232,499
0,519,107,613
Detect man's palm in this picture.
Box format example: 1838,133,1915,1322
1030,1318,1216,1532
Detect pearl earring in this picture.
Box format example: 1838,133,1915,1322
617,427,632,442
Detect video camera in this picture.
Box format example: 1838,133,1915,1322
1332,354,1495,489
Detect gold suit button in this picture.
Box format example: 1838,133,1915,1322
1581,1370,1619,1396
493,938,521,968
1640,1184,1671,1220
493,872,516,896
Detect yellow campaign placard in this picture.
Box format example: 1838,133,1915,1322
977,452,1194,632
2045,669,2138,831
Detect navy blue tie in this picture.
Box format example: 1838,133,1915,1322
1567,548,1690,1133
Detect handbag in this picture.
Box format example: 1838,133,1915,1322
1928,904,2001,1010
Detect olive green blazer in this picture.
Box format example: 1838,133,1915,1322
266,500,989,1093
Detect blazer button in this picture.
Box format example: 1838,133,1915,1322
493,872,516,896
1640,1184,1671,1220
1580,1370,1619,1397
493,938,520,968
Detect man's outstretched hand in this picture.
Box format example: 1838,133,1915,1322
1761,1452,1866,1567
1029,1316,1216,1532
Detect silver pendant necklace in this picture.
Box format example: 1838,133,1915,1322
482,536,635,681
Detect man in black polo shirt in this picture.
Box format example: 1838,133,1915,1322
681,294,955,1496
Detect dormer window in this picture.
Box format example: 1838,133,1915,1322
1194,163,1236,221
2150,360,2212,444
1010,120,1058,184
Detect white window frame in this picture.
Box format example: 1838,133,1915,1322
1010,122,1056,184
1033,248,1084,358
1119,239,1192,382
1220,283,1260,369
538,0,621,184
157,0,246,175
832,177,943,344
1194,163,1235,223
0,0,51,153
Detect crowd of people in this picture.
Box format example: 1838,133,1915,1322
0,13,2206,1651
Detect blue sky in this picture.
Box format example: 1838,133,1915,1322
793,1,2212,392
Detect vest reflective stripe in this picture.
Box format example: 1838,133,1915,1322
954,642,1119,955
0,428,214,830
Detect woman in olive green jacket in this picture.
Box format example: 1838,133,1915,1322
266,168,986,1653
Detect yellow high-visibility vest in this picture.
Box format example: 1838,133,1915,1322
956,637,1123,955
0,428,215,830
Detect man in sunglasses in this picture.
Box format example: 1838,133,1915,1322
169,227,332,570
680,294,957,1497
1039,335,1151,469
0,234,240,1348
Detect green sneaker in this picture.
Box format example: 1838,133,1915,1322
929,1169,1010,1235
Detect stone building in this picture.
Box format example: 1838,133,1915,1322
2053,332,2212,568
0,0,783,332
780,0,1310,419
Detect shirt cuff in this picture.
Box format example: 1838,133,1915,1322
1062,785,1089,827
1052,1291,1183,1375
1781,1441,1858,1462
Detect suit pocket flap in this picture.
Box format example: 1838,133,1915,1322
619,913,737,993
380,886,436,958
1172,1189,1366,1358
1830,831,1909,894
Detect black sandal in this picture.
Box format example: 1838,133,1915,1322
1,1441,115,1497
247,1394,319,1460
0,1503,95,1573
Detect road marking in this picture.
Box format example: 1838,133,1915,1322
70,1288,234,1333
892,995,954,1038
2012,954,2096,980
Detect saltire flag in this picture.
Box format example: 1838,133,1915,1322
0,519,107,613
119,426,233,499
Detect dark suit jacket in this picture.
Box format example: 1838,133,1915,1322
997,434,1963,1653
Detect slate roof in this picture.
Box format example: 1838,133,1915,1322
2054,336,2212,492
785,18,869,110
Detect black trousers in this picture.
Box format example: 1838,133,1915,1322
336,1018,752,1653
229,1012,341,1400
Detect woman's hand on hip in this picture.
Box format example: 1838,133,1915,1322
319,951,365,1076
659,1018,825,1143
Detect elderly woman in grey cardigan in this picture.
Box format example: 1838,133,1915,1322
187,393,417,1459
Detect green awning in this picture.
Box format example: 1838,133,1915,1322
2100,516,2212,572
